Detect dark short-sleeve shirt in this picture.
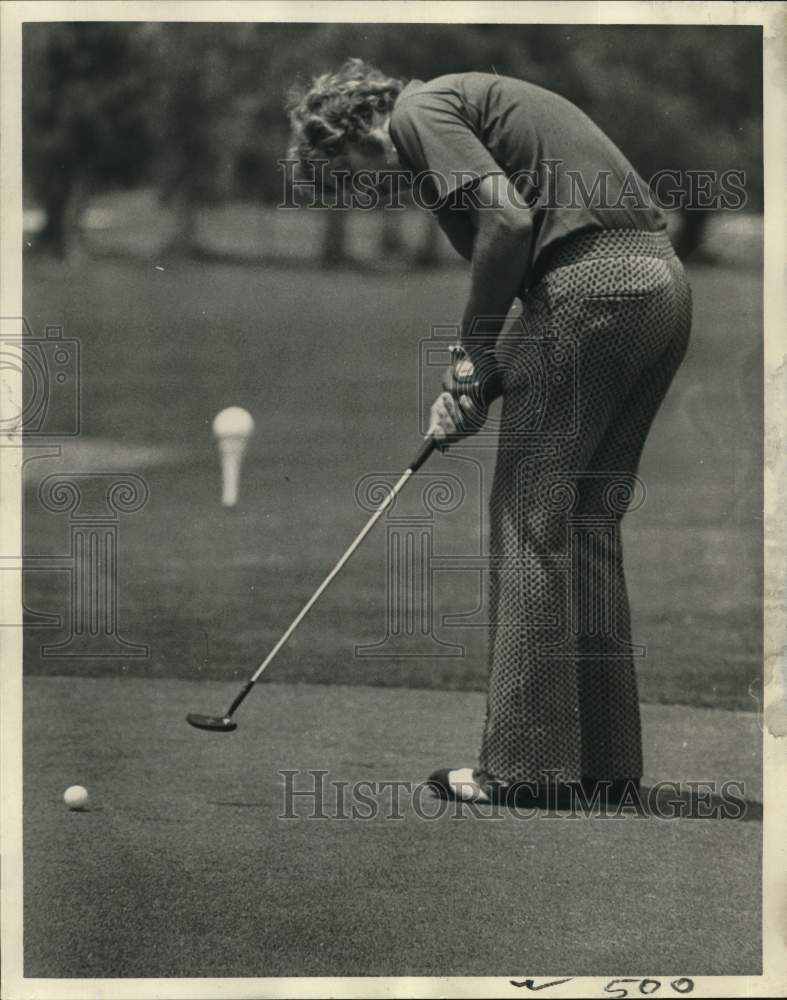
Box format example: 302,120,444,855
389,73,666,283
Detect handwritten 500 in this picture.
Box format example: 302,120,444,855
604,979,694,998
511,977,694,996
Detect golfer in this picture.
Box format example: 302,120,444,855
288,61,692,805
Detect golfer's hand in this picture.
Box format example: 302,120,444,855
428,390,487,446
428,344,501,446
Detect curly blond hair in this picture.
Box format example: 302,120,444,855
287,58,404,169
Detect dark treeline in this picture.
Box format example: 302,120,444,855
23,22,762,260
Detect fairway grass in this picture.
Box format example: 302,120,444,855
22,255,763,711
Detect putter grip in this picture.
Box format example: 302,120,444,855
408,436,438,473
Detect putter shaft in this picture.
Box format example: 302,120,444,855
218,437,437,720
248,474,410,681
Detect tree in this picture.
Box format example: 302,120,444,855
148,23,263,257
547,25,763,258
22,22,762,267
259,23,761,265
23,23,155,258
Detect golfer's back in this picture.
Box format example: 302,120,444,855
391,72,666,281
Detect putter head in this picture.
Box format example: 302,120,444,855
186,713,237,733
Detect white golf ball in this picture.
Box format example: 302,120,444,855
63,785,89,811
212,407,254,438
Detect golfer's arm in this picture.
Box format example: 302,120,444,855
435,207,475,262
460,175,532,358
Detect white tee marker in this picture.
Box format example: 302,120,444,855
213,407,255,508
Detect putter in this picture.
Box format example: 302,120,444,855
186,436,438,732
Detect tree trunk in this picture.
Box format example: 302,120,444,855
320,207,350,268
672,210,710,262
164,193,202,257
380,210,406,258
414,216,441,268
36,175,85,260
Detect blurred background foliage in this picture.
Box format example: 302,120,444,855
22,22,762,262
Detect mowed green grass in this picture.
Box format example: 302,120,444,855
23,677,763,977
22,249,763,710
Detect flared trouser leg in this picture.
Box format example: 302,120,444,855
479,240,692,786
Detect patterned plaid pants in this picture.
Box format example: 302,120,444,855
479,230,692,786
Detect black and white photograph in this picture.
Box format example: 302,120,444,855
1,2,784,998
